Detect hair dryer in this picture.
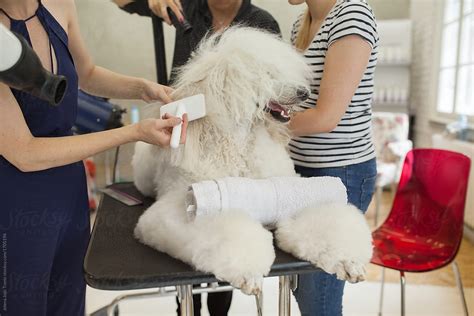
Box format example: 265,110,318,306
0,23,67,106
74,90,125,135
166,7,192,33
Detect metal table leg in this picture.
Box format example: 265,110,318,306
89,284,234,316
177,284,194,316
279,275,292,316
255,291,263,316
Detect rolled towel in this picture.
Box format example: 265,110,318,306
186,176,347,225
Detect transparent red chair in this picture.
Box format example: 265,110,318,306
371,148,471,316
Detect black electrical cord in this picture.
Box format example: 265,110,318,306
112,146,120,184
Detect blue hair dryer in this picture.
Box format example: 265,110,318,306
74,90,125,134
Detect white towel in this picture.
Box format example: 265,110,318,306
185,176,347,225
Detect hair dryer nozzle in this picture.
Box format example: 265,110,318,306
0,30,67,106
40,73,68,106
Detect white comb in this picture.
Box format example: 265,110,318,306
159,94,206,148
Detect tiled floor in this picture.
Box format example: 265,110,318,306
86,189,474,315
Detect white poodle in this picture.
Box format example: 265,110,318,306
132,27,372,295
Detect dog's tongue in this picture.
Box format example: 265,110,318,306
267,101,289,117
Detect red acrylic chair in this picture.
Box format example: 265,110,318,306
371,148,471,316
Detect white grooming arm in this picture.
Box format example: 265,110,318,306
170,103,186,149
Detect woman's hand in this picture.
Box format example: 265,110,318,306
148,0,183,25
141,79,174,104
136,113,188,147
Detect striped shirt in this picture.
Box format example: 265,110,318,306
289,0,379,168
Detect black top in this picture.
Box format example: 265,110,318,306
121,0,281,83
84,183,318,290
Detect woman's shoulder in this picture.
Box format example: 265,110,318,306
327,0,378,47
42,0,75,30
43,0,74,13
332,0,376,21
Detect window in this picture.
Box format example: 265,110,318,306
437,0,474,118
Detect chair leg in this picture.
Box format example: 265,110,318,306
452,261,469,316
378,267,385,316
400,271,406,316
375,186,382,227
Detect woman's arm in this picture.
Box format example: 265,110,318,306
289,35,372,137
113,0,136,7
112,0,184,24
0,84,184,172
65,0,174,103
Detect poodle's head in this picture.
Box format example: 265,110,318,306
173,27,311,129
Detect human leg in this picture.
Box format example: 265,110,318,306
291,159,376,315
46,195,90,316
207,289,233,316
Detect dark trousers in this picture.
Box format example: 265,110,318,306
176,290,233,316
4,186,90,316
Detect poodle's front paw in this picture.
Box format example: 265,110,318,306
190,212,275,295
275,204,373,283
334,260,367,283
228,274,263,295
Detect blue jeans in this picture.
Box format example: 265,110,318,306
292,158,377,316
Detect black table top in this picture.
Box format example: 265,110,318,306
84,182,318,290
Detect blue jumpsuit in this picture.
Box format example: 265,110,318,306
0,2,89,315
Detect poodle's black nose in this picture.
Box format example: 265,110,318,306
297,86,311,101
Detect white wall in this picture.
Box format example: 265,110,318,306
369,0,410,19
409,0,446,147
76,0,156,84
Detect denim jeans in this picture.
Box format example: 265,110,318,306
292,158,377,316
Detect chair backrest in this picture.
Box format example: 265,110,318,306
372,112,410,161
384,149,471,248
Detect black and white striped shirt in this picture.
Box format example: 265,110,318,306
289,0,378,168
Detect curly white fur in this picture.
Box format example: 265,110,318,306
133,27,373,295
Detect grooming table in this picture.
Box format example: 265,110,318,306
84,182,319,316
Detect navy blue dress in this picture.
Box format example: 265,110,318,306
0,2,89,315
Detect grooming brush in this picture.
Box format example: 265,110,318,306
159,94,206,148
